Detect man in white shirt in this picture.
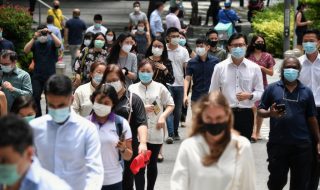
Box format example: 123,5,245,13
298,28,320,190
129,1,150,33
30,75,104,190
86,14,108,34
0,115,71,190
166,27,190,143
209,33,264,140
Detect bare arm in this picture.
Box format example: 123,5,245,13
296,12,312,27
24,31,38,54
261,66,274,76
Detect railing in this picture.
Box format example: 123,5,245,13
37,0,69,24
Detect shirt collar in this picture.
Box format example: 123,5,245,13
303,52,320,64
20,158,42,188
277,80,305,89
89,112,116,124
228,57,248,67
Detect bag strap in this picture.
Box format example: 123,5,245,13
115,115,124,161
127,92,133,123
223,10,236,28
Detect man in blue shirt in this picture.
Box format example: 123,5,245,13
0,115,71,190
24,25,61,117
258,57,320,190
183,38,219,108
0,28,14,52
150,2,165,38
218,2,240,32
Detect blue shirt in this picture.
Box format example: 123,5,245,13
47,24,64,50
218,9,239,24
150,10,164,36
30,110,104,190
65,17,87,45
0,38,14,52
259,80,317,144
32,40,58,78
0,67,32,110
186,54,219,101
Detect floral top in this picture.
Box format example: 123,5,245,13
146,57,175,88
74,47,108,83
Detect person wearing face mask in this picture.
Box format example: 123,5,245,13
0,115,72,190
0,50,32,111
129,60,174,190
184,38,219,112
78,32,94,56
129,1,150,33
134,21,151,58
47,0,64,36
171,91,256,190
29,75,104,190
11,96,37,123
88,84,133,190
298,29,320,190
73,62,106,117
206,29,227,61
107,33,138,88
74,32,108,86
86,14,108,35
209,33,264,141
258,57,320,190
0,27,14,53
106,30,116,54
150,2,165,38
24,25,61,117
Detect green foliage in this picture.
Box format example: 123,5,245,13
303,1,320,30
0,5,33,71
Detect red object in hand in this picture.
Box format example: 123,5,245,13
130,150,152,175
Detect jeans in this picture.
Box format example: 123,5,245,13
102,182,122,190
232,108,254,140
166,86,184,136
267,143,312,190
32,76,48,117
69,45,80,71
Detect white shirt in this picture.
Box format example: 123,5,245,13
30,111,104,190
209,57,264,108
86,25,108,34
167,45,190,86
171,134,256,190
129,81,175,144
166,13,181,30
88,113,132,186
299,53,320,107
72,82,95,117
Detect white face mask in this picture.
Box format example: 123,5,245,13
93,102,112,117
38,36,48,43
84,39,91,46
122,44,132,53
171,37,180,46
134,6,140,12
152,47,163,56
137,26,145,32
105,80,123,93
195,47,207,56
106,35,113,42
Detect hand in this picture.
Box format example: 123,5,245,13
116,140,127,152
269,103,285,118
145,105,154,113
183,95,189,108
155,63,167,71
317,143,320,155
236,92,252,101
34,31,40,38
73,74,81,88
2,81,14,92
138,143,148,155
307,20,313,25
156,115,166,129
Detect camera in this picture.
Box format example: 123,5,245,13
40,30,48,36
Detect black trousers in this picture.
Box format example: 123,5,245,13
32,76,49,117
267,143,313,190
232,108,254,140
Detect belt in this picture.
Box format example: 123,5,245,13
232,107,252,112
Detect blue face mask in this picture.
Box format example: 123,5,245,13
179,38,186,46
139,72,153,84
24,115,36,123
1,64,13,73
94,23,101,29
283,68,299,82
92,73,103,85
0,164,20,186
48,107,70,124
303,42,318,54
231,47,246,59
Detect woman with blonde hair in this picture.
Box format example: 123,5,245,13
170,91,256,190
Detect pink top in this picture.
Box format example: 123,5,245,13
248,52,275,88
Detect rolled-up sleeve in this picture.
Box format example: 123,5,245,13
251,67,264,102
13,72,32,97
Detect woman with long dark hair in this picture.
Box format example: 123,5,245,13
106,29,117,54
11,95,37,122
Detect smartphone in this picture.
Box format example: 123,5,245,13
152,100,161,115
275,104,286,112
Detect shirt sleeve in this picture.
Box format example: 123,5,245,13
132,94,148,127
72,89,81,114
142,12,148,21
160,85,175,106
131,54,138,76
12,72,33,97
267,53,276,68
258,85,273,110
209,64,221,92
186,61,193,77
122,118,133,140
251,66,264,102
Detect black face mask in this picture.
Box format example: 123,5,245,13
202,122,228,136
254,43,265,51
54,5,59,9
209,40,218,47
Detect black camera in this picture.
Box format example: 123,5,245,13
40,30,48,36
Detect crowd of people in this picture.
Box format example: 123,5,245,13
1,0,320,190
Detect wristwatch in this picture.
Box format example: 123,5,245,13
123,67,129,76
249,94,254,100
48,31,52,35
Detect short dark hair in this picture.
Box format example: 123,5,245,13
166,27,179,37
94,14,103,21
0,114,34,154
37,24,48,30
297,3,306,11
0,50,18,62
196,38,210,45
91,84,119,109
44,75,73,96
155,2,164,9
206,29,219,37
303,29,320,40
47,15,54,24
101,64,126,86
170,6,179,13
133,1,140,7
11,96,37,114
227,33,248,46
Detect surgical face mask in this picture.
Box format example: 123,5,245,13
38,36,48,43
1,64,13,73
24,115,36,123
94,40,105,49
48,106,70,124
179,38,186,46
94,23,102,29
283,68,299,82
106,35,113,42
202,122,228,136
122,44,133,53
134,6,140,12
195,47,206,56
171,37,180,46
92,73,103,85
231,47,246,59
106,80,123,93
139,72,153,84
137,26,145,32
84,39,91,46
152,47,163,56
0,164,20,186
93,102,111,117
303,42,318,54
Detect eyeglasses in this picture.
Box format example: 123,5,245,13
283,90,299,102
230,43,246,48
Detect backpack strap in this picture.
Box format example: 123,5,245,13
115,115,124,161
127,92,133,123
